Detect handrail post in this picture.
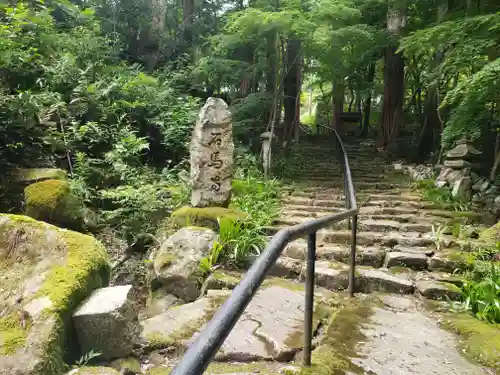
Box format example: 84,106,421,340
304,231,316,366
348,214,358,297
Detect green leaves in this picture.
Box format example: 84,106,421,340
460,262,500,324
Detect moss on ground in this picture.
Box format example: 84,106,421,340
171,206,247,230
147,368,172,375
297,296,377,375
442,313,500,370
24,179,83,230
206,361,281,374
207,270,241,289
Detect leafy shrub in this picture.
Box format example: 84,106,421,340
460,262,500,324
216,217,267,267
416,179,470,211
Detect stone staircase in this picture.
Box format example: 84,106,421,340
268,138,474,300
137,136,492,375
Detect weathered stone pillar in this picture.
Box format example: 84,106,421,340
190,98,234,208
261,131,272,179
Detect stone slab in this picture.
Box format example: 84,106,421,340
216,286,306,361
350,295,486,375
385,251,428,270
73,285,141,360
357,268,415,294
141,298,210,344
416,280,461,301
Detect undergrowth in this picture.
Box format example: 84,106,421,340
415,179,471,211
451,243,500,324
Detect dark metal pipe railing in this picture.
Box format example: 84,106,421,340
170,127,358,375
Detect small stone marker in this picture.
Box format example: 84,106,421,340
190,97,234,208
73,285,141,360
261,131,273,178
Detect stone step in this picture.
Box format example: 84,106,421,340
296,262,462,300
280,210,426,224
291,180,406,190
288,190,421,202
301,261,415,294
282,239,386,267
274,216,432,233
266,227,434,248
280,239,438,271
281,204,419,216
282,197,421,209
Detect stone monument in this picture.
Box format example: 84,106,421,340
190,98,234,207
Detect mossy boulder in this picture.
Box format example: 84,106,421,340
0,214,110,375
151,227,217,302
25,179,84,231
171,206,247,230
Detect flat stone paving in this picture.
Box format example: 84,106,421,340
208,285,306,361
347,295,492,375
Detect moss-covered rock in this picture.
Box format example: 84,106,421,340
151,227,217,302
109,357,141,374
428,249,475,273
25,179,84,230
0,214,110,375
171,206,247,230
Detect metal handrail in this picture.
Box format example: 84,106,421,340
170,127,358,375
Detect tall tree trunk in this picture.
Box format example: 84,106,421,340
361,62,376,137
356,91,362,131
331,78,344,131
380,4,406,152
142,0,167,71
417,2,447,162
265,31,278,127
284,38,301,142
183,0,194,44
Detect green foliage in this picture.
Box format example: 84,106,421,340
416,179,470,211
73,350,102,368
272,143,310,179
214,217,265,266
459,262,500,324
199,242,225,276
400,12,500,149
0,1,199,242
